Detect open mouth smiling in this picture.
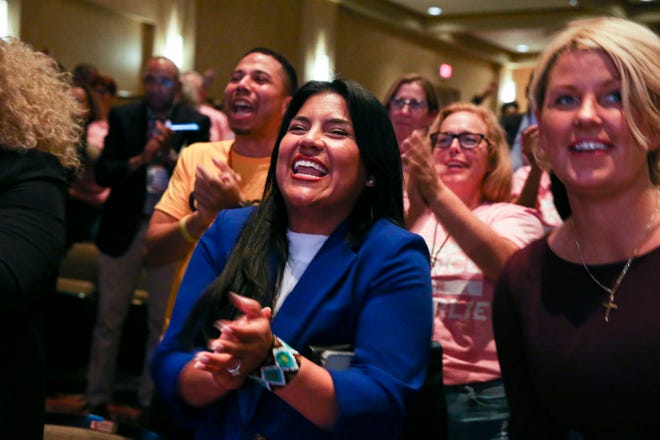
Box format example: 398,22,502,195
231,99,254,114
570,141,610,152
445,160,467,169
292,159,328,178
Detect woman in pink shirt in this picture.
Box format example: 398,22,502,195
403,102,544,439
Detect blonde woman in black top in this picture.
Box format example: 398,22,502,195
493,17,660,438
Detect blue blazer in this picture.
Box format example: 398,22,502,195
152,207,433,439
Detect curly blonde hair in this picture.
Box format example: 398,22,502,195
0,38,81,169
429,102,512,202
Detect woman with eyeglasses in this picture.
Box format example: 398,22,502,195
402,102,544,439
384,74,439,152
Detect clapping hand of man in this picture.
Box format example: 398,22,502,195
143,120,176,164
194,157,245,226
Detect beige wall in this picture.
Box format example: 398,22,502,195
512,65,534,113
335,7,500,110
19,0,144,94
193,0,303,102
15,0,500,107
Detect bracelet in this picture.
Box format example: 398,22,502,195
249,335,301,391
178,216,197,244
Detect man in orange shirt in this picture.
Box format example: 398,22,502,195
144,48,297,312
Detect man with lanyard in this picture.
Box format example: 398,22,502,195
87,56,210,417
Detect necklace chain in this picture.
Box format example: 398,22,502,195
574,187,660,322
575,241,633,296
430,221,450,268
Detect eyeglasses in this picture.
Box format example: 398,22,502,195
390,97,428,112
430,132,487,150
143,76,176,89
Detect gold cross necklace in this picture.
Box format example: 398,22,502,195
573,187,660,322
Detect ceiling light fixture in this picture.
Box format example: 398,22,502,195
516,44,529,53
427,7,442,16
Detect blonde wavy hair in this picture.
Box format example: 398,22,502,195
429,102,512,202
0,38,81,169
530,17,660,184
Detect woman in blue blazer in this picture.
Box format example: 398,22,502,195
151,79,433,439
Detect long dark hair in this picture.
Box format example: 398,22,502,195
181,78,403,347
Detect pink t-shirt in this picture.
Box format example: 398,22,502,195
511,166,563,229
414,202,544,385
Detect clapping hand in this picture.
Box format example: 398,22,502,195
402,129,440,207
194,158,244,226
143,120,175,164
194,293,273,390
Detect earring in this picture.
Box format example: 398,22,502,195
366,176,376,187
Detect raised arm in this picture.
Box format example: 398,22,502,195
96,110,174,187
513,124,543,209
403,130,522,281
144,156,245,267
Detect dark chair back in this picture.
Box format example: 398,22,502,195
402,341,448,439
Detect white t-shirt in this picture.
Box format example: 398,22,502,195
273,230,328,315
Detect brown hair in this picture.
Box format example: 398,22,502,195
383,73,439,114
